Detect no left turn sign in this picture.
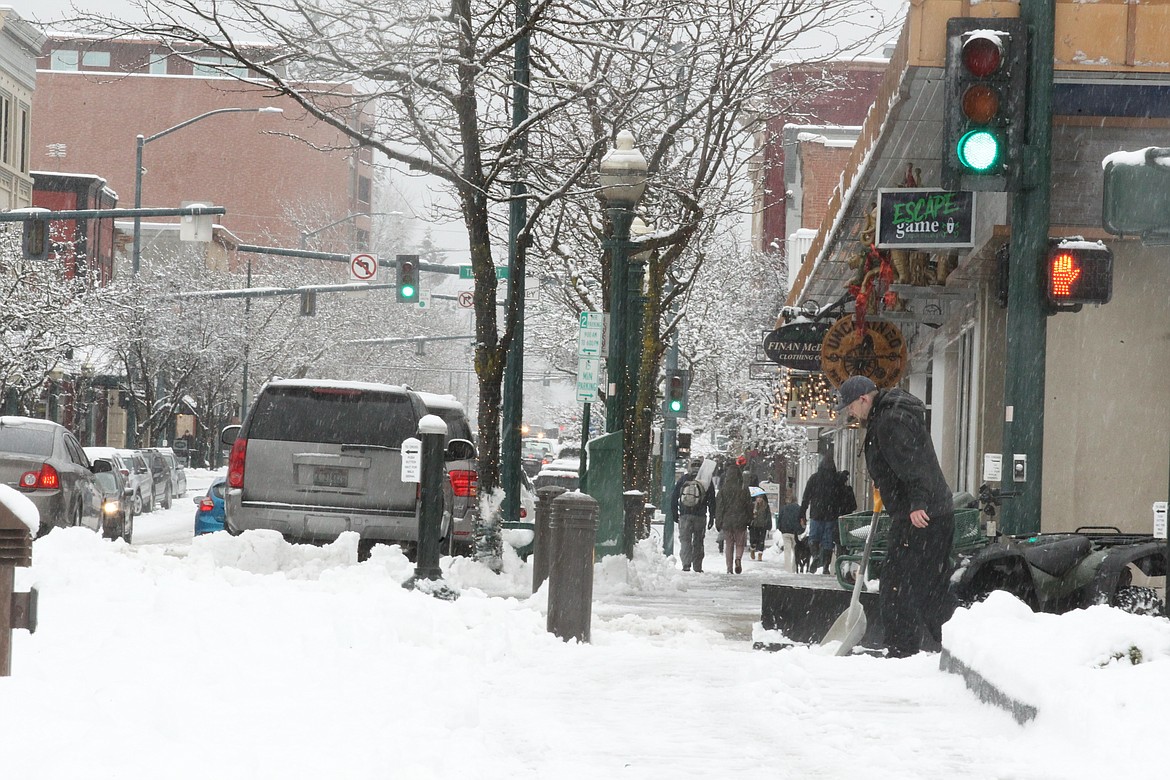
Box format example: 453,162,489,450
349,253,378,282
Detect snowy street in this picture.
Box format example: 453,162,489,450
0,469,1164,779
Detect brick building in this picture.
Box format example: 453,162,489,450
753,60,887,259
31,34,374,268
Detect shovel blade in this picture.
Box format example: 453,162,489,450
821,606,866,656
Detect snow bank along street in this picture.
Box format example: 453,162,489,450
0,470,1162,779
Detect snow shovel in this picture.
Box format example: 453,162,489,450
820,510,880,656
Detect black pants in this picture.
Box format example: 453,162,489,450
879,513,958,656
748,526,768,552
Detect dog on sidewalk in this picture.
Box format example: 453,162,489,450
794,536,812,573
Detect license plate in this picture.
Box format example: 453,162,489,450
313,467,348,488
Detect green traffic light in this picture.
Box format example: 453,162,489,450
956,129,1001,172
669,399,682,413
400,284,416,299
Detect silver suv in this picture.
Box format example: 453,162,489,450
222,379,465,555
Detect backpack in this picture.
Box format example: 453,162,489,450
679,478,705,510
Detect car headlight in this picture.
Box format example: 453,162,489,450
103,499,121,515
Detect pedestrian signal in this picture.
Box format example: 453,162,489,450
1045,240,1113,310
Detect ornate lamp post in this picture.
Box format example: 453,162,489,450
598,130,648,438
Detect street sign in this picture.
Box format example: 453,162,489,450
525,276,539,300
576,357,601,403
400,437,421,483
349,253,378,282
457,290,474,308
577,311,605,357
458,266,510,280
180,201,214,242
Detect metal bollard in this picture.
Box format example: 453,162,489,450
532,485,567,594
404,415,458,600
546,491,600,643
0,504,36,677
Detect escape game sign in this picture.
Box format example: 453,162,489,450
876,188,975,249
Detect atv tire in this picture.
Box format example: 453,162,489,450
1114,586,1164,617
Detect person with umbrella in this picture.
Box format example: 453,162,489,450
747,485,771,561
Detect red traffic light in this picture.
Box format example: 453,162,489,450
1045,241,1113,308
961,34,1004,77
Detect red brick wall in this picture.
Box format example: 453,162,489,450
760,61,886,252
32,63,369,257
799,141,855,234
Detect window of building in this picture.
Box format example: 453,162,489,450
357,175,371,204
0,95,10,166
19,108,28,174
50,50,79,71
355,229,370,251
148,55,168,75
81,50,111,68
192,56,246,78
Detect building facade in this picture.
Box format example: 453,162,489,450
783,0,1170,536
31,34,374,269
0,8,45,210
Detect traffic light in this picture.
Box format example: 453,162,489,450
396,254,420,303
663,370,688,418
1045,239,1113,310
942,17,1028,191
22,219,49,260
675,431,692,459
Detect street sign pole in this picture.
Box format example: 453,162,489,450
577,312,605,492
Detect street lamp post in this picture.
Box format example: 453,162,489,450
598,130,648,439
599,130,648,559
133,106,283,274
298,211,402,250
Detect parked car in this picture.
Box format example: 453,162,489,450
84,446,154,515
0,416,103,535
417,391,478,554
139,449,173,509
154,447,187,502
193,476,227,535
533,454,581,492
90,459,134,542
521,438,556,477
221,379,456,557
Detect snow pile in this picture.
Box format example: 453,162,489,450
0,484,40,534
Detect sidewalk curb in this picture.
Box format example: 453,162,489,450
939,648,1037,725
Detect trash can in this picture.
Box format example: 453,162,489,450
546,491,600,643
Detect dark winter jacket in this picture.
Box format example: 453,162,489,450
715,465,753,532
776,501,803,535
863,388,953,522
671,470,715,521
800,460,841,522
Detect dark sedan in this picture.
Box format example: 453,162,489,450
0,416,102,535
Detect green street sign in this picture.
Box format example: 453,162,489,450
458,265,510,280
1103,147,1170,237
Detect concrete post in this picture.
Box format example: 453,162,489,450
532,485,567,594
405,415,458,600
546,492,599,642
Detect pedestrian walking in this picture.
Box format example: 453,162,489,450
833,469,858,559
748,490,771,561
799,455,843,575
775,489,804,573
670,457,715,572
715,459,753,574
836,374,959,658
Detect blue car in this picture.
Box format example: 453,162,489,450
193,476,227,535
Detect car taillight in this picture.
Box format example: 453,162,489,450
19,464,59,490
227,438,247,489
198,497,215,512
449,469,478,498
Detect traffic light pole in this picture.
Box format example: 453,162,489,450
1000,1,1055,536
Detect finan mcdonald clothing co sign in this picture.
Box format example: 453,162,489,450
762,321,832,372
